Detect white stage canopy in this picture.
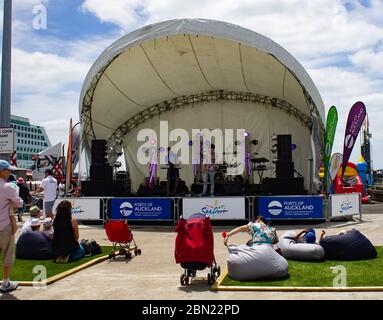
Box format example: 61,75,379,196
80,19,325,192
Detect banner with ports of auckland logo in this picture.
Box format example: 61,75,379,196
259,196,323,219
111,198,172,220
182,198,246,220
53,198,102,220
330,193,361,218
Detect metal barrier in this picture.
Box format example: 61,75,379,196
62,195,330,223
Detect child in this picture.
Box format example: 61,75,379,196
42,217,54,239
291,228,326,244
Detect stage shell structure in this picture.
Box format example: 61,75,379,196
80,19,325,194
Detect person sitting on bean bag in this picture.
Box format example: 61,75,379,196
288,228,326,244
223,216,288,281
16,218,54,260
280,229,325,261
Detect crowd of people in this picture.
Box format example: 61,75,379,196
0,160,85,294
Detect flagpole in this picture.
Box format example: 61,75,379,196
0,0,12,161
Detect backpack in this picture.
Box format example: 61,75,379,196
80,239,102,256
89,239,102,255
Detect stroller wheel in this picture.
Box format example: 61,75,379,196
216,266,221,277
185,276,190,285
119,249,126,255
125,252,132,259
180,274,186,286
108,253,114,259
207,273,215,286
134,248,142,256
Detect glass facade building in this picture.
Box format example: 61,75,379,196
10,115,51,168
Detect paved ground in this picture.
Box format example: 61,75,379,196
2,202,383,300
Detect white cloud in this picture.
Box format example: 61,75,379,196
80,0,147,30
349,49,383,77
12,48,90,94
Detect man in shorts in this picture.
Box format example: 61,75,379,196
0,160,23,293
35,169,58,219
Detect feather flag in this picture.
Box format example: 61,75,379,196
342,102,366,177
65,118,73,194
323,106,338,191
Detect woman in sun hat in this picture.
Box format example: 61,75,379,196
21,206,42,234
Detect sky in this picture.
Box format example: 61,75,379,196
1,0,383,169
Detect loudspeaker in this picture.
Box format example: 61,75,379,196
91,139,108,164
262,177,305,195
276,161,294,178
90,163,113,181
277,135,292,161
137,184,167,196
81,180,125,197
191,184,203,194
244,184,264,195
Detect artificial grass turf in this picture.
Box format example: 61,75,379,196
221,246,383,287
1,246,111,282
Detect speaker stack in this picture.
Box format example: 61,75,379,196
90,140,113,181
275,135,294,178
82,139,125,197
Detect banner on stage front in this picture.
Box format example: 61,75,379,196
259,196,323,219
182,198,245,220
53,198,102,220
111,198,172,220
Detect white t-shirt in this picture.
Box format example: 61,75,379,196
41,176,58,202
21,217,33,234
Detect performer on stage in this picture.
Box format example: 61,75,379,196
165,147,181,196
201,144,216,197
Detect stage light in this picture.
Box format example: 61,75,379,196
115,144,123,156
159,147,165,153
150,138,156,145
251,139,258,146
292,143,297,151
244,132,250,137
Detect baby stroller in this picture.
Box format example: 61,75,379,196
105,220,142,259
175,213,220,286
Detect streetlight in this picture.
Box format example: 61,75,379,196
0,0,13,161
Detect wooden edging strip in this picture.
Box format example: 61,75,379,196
7,246,137,287
211,267,383,292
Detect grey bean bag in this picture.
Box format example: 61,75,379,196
227,244,288,281
279,232,325,261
